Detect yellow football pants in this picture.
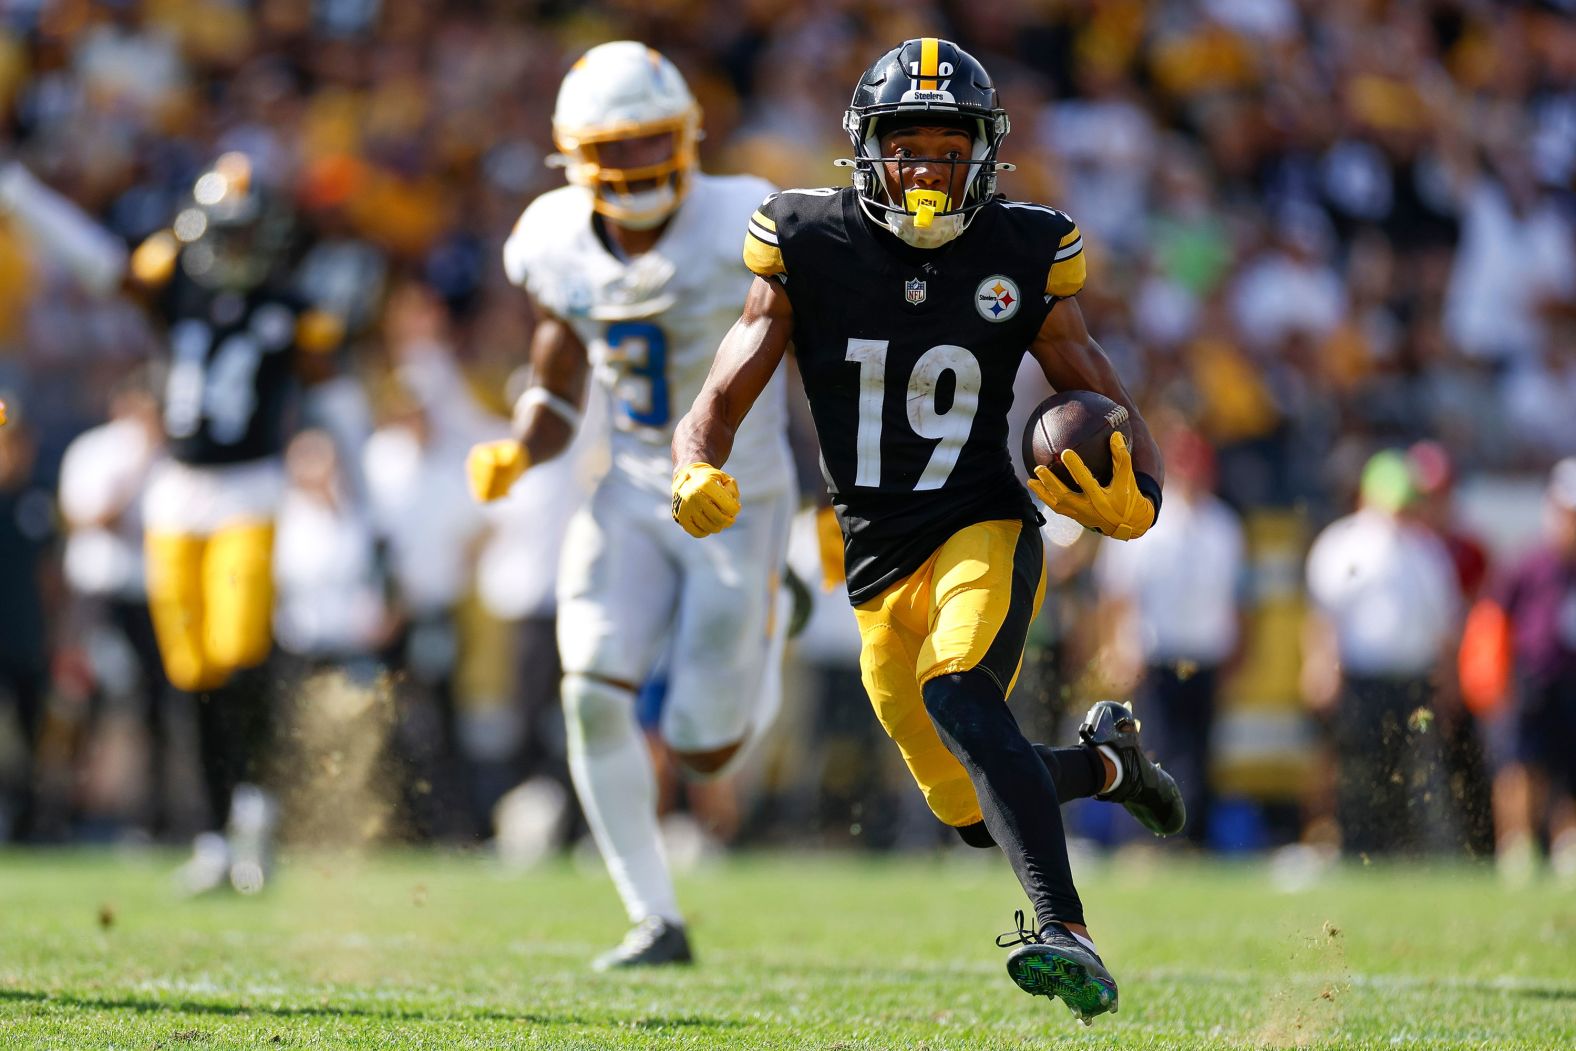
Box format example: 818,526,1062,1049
145,522,275,693
852,518,1047,828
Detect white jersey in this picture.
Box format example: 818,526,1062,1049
503,173,793,497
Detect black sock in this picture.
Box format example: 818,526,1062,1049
955,744,1104,848
194,666,274,829
923,669,1084,930
1035,744,1104,801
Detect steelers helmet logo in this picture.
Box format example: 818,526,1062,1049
975,275,1019,322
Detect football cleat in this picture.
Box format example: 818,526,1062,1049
1079,700,1186,837
997,910,1118,1024
226,783,276,895
174,832,232,897
591,916,694,971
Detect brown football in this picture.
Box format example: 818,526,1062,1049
1022,390,1133,490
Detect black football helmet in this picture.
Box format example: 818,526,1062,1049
172,152,296,291
841,38,1011,231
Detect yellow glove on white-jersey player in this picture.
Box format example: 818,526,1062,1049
671,462,740,538
467,440,529,503
1028,432,1157,541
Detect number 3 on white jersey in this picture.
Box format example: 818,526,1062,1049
605,321,670,428
845,338,981,490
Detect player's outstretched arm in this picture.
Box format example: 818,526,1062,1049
669,276,794,537
1027,298,1165,540
466,305,590,502
0,161,130,296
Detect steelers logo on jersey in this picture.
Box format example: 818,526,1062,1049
975,275,1020,322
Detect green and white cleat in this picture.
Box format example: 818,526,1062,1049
997,911,1118,1025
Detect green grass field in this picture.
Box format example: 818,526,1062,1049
1,849,1572,1049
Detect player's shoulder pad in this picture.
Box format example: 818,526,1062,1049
295,308,345,355
502,185,588,290
129,229,178,290
700,172,777,217
743,186,843,280
743,191,787,279
998,199,1086,299
692,172,776,259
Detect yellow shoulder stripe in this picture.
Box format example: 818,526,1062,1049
750,209,776,232
1047,253,1086,299
743,230,785,277
1047,221,1085,297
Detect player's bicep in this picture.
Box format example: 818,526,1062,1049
1028,297,1113,393
1029,298,1163,482
528,302,591,404
672,277,793,469
701,276,794,419
511,300,592,458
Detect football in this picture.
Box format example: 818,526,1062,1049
1022,390,1133,490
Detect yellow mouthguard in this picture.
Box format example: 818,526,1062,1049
905,188,948,228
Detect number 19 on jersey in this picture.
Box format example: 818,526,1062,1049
846,338,982,491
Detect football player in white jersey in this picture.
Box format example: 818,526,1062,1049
466,41,795,969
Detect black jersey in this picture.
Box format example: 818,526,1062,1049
154,264,304,466
745,187,1088,605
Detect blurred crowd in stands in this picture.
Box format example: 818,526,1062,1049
0,0,1573,880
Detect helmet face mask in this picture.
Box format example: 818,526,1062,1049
842,39,1011,247
552,42,701,230
175,151,294,292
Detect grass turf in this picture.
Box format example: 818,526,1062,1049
0,849,1572,1049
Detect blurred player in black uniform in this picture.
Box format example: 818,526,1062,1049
672,39,1182,1024
132,153,346,892
0,151,346,889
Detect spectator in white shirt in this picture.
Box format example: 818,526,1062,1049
58,382,161,607
1096,424,1246,845
1444,155,1575,372
273,429,390,666
57,378,171,830
1230,203,1347,355
1304,450,1462,855
363,292,498,839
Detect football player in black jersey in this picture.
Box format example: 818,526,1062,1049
0,150,346,890
129,154,350,893
672,39,1184,1023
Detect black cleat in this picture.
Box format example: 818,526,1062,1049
997,910,1118,1025
591,916,694,971
1079,700,1186,837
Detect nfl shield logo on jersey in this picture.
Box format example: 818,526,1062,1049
905,277,927,305
975,275,1019,322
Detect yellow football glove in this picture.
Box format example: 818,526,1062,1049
671,462,740,538
467,440,529,503
1028,432,1157,541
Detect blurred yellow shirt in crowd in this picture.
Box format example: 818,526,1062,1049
1189,336,1280,444
0,222,34,346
